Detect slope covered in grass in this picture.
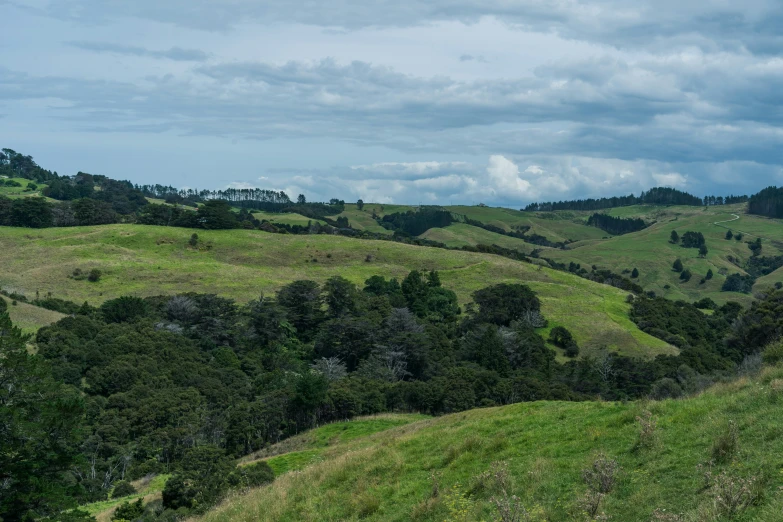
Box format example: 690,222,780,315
418,223,535,253
0,295,65,334
0,224,674,358
546,205,783,305
198,366,783,522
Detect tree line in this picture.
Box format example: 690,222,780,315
586,213,648,235
748,186,783,218
524,187,734,212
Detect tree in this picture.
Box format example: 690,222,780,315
680,269,692,282
670,230,679,244
357,199,364,210
0,313,86,521
297,194,307,205
10,197,53,228
189,233,199,247
323,276,360,318
672,259,684,272
725,230,733,240
680,231,705,248
706,269,714,280
276,280,324,340
194,199,238,229
698,244,708,258
631,268,639,279
472,283,541,326
549,326,579,357
112,499,143,521
100,296,148,323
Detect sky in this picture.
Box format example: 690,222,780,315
2,0,783,205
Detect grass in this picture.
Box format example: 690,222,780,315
0,224,674,358
418,223,534,253
546,204,783,306
251,210,327,227
1,295,65,334
83,474,169,522
0,177,48,198
241,414,428,476
196,365,783,522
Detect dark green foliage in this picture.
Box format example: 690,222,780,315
112,498,144,521
232,461,275,489
748,186,783,218
735,232,743,241
0,313,86,521
100,296,149,323
357,199,364,210
88,268,102,282
471,283,540,327
276,280,324,340
725,230,733,240
0,148,58,182
112,480,137,498
162,446,236,513
189,233,199,247
586,213,647,235
0,297,6,314
748,237,762,256
672,259,683,272
8,197,53,228
745,255,783,278
706,269,714,280
680,269,692,282
631,268,639,279
722,273,755,293
670,230,679,244
694,298,717,310
549,326,579,357
698,245,708,258
380,207,454,236
31,297,82,314
727,290,783,357
680,231,705,248
525,187,704,211
190,200,239,229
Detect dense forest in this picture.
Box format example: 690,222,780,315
5,268,783,520
748,186,783,218
524,187,731,212
586,213,648,235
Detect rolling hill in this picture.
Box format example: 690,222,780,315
196,364,783,521
0,224,674,358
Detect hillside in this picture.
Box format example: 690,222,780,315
545,204,783,304
0,224,673,358
197,365,783,522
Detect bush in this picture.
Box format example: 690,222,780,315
189,233,199,247
112,480,137,499
88,269,102,282
679,269,692,282
762,340,783,365
112,498,144,521
631,267,639,278
230,461,274,489
548,326,579,357
672,259,683,272
100,296,149,323
711,420,739,463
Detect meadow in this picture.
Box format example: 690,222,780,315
196,364,783,522
546,204,783,304
0,224,674,358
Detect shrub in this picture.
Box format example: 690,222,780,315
189,233,199,247
679,269,692,282
631,267,639,278
649,378,682,400
672,259,683,272
111,480,137,498
88,268,102,282
100,296,149,323
762,340,783,365
112,498,144,521
634,410,659,450
725,230,733,240
706,269,713,280
706,471,759,519
711,420,739,463
582,453,619,495
230,461,274,489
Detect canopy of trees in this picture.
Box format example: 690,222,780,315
524,187,705,212
586,213,647,235
748,186,783,218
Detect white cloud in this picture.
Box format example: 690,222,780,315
652,172,687,187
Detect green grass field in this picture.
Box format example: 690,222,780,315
0,224,673,358
251,210,327,227
1,295,65,334
83,474,170,522
546,205,783,305
0,177,47,198
196,365,783,522
418,223,534,253
241,414,428,476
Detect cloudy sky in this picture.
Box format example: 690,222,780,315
2,0,783,205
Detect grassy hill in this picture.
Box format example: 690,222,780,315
418,223,535,253
0,224,674,358
0,177,48,198
251,210,327,227
1,295,65,334
197,365,783,522
545,204,783,305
